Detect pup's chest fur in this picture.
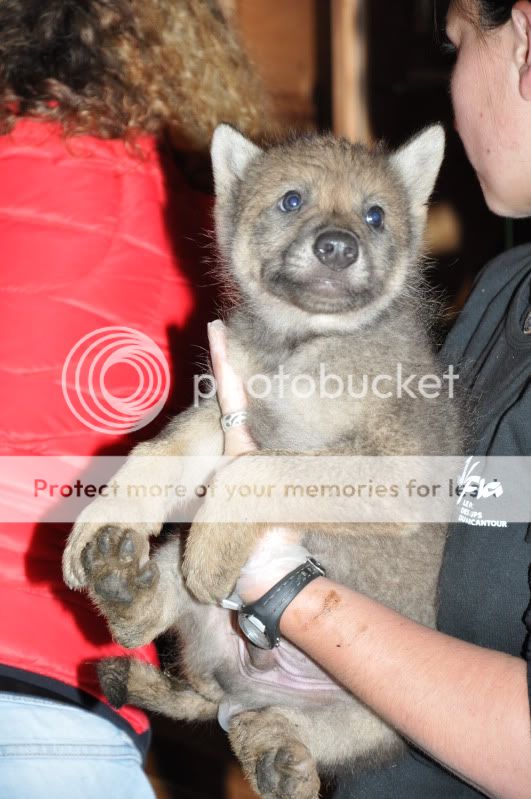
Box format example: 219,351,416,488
226,307,444,453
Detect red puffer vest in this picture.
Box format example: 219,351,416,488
0,119,211,741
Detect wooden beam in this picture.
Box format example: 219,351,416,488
331,0,371,143
232,0,317,131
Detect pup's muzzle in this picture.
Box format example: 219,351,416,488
313,229,359,271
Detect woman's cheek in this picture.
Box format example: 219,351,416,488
451,64,481,166
450,62,466,134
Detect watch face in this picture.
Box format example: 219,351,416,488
238,613,273,650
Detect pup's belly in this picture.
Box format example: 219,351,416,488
217,634,342,731
238,637,340,692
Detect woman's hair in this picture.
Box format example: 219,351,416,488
452,0,518,29
0,0,268,147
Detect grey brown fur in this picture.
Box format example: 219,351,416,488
64,125,461,798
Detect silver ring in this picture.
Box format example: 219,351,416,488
221,410,248,432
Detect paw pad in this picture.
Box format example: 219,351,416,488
82,526,158,605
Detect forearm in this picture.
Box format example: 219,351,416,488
280,577,531,799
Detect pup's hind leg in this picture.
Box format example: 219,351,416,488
229,708,320,799
98,657,218,722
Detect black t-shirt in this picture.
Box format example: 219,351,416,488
334,244,531,799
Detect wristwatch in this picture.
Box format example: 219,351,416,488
236,557,326,650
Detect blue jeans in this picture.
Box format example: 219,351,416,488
0,692,155,799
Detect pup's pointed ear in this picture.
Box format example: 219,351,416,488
211,124,262,195
390,125,445,211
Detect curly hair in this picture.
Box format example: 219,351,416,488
0,0,269,148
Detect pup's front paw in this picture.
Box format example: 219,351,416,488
82,526,159,647
62,499,157,590
82,526,156,602
182,521,258,604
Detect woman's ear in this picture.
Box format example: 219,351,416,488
512,2,531,100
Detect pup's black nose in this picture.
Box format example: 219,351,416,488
313,230,359,270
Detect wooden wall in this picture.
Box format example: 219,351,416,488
221,0,371,143
226,0,320,131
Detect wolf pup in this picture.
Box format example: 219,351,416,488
63,124,461,799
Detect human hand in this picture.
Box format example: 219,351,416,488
207,319,256,456
234,527,312,603
207,320,310,604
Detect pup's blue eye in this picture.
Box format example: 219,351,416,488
365,205,385,229
279,191,303,213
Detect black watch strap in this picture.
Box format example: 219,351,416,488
238,557,326,649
